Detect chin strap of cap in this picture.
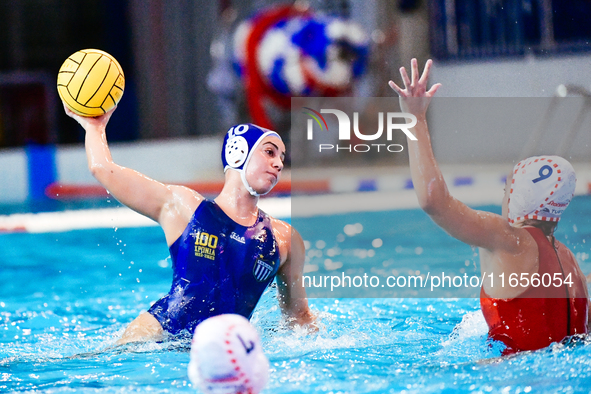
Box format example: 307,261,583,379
239,130,278,197
242,172,260,196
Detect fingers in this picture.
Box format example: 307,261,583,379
62,102,74,117
400,66,411,90
388,80,404,95
427,83,442,96
390,59,440,97
411,58,419,86
418,59,433,85
104,106,117,116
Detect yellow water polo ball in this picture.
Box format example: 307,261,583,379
57,49,125,117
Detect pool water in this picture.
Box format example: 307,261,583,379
1,196,591,393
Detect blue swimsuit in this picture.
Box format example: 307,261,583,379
147,200,280,335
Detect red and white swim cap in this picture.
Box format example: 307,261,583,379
188,314,269,394
508,156,576,224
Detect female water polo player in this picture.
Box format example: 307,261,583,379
389,59,590,355
63,106,315,344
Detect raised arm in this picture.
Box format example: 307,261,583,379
388,59,524,252
273,221,316,329
64,105,201,244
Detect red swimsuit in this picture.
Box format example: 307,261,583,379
481,227,589,354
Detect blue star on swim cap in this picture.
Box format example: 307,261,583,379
221,124,281,196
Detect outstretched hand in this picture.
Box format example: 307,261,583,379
388,58,441,117
63,102,116,131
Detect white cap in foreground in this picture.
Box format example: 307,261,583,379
188,314,269,394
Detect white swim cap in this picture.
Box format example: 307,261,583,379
508,156,576,224
188,314,269,394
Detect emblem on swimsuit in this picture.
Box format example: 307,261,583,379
252,257,276,282
230,232,246,244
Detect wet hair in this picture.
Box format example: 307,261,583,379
521,219,558,237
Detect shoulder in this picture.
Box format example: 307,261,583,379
269,216,291,236
164,185,205,222
159,185,205,245
495,225,538,260
555,238,578,264
168,184,204,204
268,216,305,265
486,219,538,255
484,225,539,272
268,216,303,242
165,185,204,213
